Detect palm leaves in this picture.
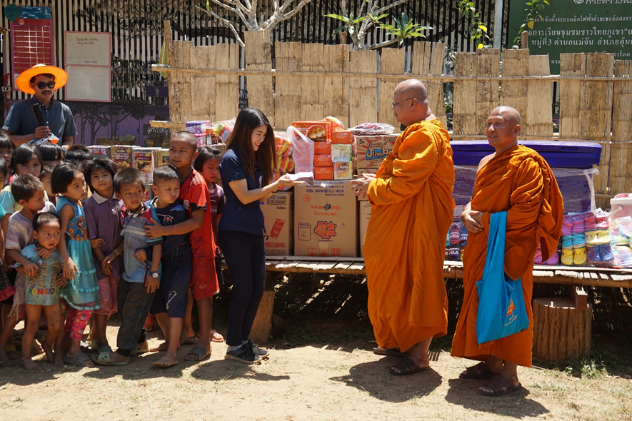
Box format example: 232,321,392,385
379,12,432,47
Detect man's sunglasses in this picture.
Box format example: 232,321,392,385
35,81,56,90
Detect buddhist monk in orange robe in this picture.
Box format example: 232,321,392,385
351,79,455,375
451,106,563,395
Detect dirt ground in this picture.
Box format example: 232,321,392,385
1,275,631,421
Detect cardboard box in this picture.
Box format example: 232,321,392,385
292,121,333,142
133,148,156,184
155,149,170,166
314,154,333,167
261,192,294,256
355,134,398,169
331,144,353,162
331,130,354,144
314,141,332,155
88,146,110,159
111,146,134,171
359,201,371,257
294,180,358,257
333,162,353,180
314,166,334,180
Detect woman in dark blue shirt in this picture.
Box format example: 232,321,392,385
219,108,301,364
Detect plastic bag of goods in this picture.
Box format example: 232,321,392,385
350,122,395,136
324,116,344,131
273,131,296,191
286,126,314,184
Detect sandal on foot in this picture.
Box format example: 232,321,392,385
130,342,149,356
388,357,428,376
180,333,198,345
91,348,129,366
372,346,408,358
185,344,211,362
479,375,522,396
459,361,497,379
63,353,94,367
210,330,224,343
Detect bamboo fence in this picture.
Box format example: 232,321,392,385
151,25,632,206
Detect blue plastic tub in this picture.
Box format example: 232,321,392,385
451,140,602,169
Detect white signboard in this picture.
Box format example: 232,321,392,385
65,31,111,66
65,66,111,102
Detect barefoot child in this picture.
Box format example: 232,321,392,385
148,165,191,368
83,158,123,352
93,168,162,366
18,212,64,370
146,132,217,362
193,146,225,342
0,175,56,365
52,163,100,367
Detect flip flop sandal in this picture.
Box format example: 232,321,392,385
585,230,599,246
572,233,586,249
584,211,597,227
130,342,149,356
447,247,461,261
561,249,574,266
574,247,587,266
185,344,211,362
600,244,614,262
596,215,609,230
388,357,429,376
479,375,522,397
91,348,129,366
587,246,601,264
597,230,611,245
372,346,408,358
561,215,573,236
561,236,573,249
210,330,224,343
459,362,497,379
64,353,95,367
534,249,543,264
544,251,559,265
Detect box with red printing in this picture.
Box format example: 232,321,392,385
314,141,332,155
314,154,333,167
261,192,294,256
331,130,354,144
314,166,334,180
292,121,333,142
355,134,398,169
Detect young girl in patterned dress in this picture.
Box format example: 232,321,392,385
52,163,99,367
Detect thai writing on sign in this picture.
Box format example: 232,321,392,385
508,0,632,74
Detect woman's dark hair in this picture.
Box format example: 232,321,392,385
0,157,7,177
113,168,145,194
84,158,118,193
38,142,65,163
225,108,276,186
51,163,81,195
10,144,43,174
33,212,61,231
0,134,15,151
193,146,223,173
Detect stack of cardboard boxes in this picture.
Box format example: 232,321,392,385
354,134,398,256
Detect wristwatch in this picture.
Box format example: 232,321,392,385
149,271,159,279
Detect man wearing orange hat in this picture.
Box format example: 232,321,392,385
2,64,76,149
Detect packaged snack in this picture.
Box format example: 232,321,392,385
88,146,110,159
292,121,333,142
314,154,333,167
333,162,353,180
155,149,170,166
331,130,354,144
324,116,344,131
314,141,332,155
331,144,353,162
350,122,395,136
314,166,334,180
111,146,134,171
133,148,156,184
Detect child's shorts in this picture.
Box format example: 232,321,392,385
190,258,219,300
95,276,120,316
151,245,191,319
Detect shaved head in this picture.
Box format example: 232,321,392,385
490,106,521,125
395,79,428,102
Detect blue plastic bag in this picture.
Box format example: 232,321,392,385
476,211,530,344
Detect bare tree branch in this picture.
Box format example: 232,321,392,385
375,0,410,14
272,0,315,26
207,0,249,27
369,38,400,50
195,5,245,47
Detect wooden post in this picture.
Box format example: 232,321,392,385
521,31,529,49
568,285,588,311
249,271,285,344
532,298,592,364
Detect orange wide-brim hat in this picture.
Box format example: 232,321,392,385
15,64,68,94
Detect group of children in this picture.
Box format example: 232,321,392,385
0,132,227,370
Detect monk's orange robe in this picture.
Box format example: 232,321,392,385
451,145,564,367
364,119,455,352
